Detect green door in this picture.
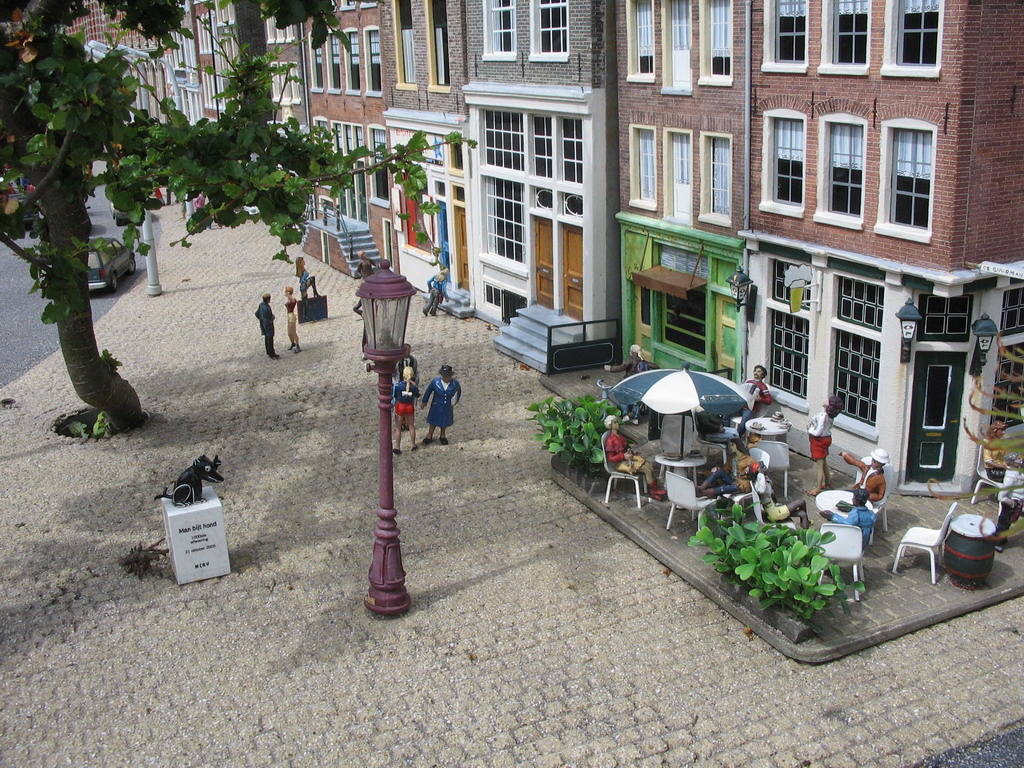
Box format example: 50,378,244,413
906,352,965,482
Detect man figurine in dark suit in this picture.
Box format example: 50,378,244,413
255,293,279,359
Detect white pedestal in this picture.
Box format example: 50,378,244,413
161,486,231,585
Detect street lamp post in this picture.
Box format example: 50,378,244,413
969,313,998,377
356,261,417,616
896,298,923,363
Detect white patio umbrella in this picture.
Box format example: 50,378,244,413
607,369,755,416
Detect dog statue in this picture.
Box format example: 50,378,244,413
155,454,224,507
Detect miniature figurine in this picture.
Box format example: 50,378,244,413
392,366,420,455
423,267,450,316
295,256,320,299
155,454,224,507
995,453,1024,552
839,448,889,502
421,364,462,445
751,462,810,528
603,414,666,501
695,406,746,456
819,487,876,546
806,395,844,496
353,250,376,316
698,443,758,498
284,286,301,353
983,420,1009,481
255,292,279,359
603,344,657,423
737,365,773,436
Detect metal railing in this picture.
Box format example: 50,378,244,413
545,318,621,374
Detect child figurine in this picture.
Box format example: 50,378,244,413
392,366,419,455
421,364,461,445
807,395,844,496
284,286,300,352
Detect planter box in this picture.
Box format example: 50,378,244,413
718,578,815,644
550,455,604,496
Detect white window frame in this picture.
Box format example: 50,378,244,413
881,0,942,78
309,40,325,91
531,0,569,61
628,0,656,81
345,29,361,94
763,0,808,73
699,0,733,85
874,118,937,244
819,0,871,75
630,125,657,210
369,125,390,205
662,0,692,92
484,0,518,60
485,177,526,263
327,34,343,92
365,27,383,95
663,129,693,224
699,132,732,225
759,110,806,218
814,114,868,230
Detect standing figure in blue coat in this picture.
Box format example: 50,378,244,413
421,364,461,445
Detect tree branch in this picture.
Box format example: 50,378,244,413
23,129,75,206
0,233,50,269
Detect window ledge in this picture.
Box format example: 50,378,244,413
759,200,804,218
813,210,863,230
370,197,391,209
310,87,325,94
427,85,452,94
627,73,657,84
698,212,732,227
327,88,343,95
630,199,658,212
482,53,517,62
873,221,932,244
817,63,869,76
345,89,362,97
772,389,809,415
394,83,417,91
761,62,808,74
660,87,693,96
880,63,940,79
529,53,570,63
662,215,693,227
697,75,734,87
834,413,879,442
365,90,383,98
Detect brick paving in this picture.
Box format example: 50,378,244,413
0,211,1021,766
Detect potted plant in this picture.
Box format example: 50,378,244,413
527,394,621,486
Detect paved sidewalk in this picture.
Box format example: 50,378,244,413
0,212,1022,767
539,369,1024,662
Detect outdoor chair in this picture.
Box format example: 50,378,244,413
756,439,791,497
972,449,1002,505
602,430,643,509
695,434,729,467
665,471,716,529
892,502,959,584
820,523,865,601
854,457,896,533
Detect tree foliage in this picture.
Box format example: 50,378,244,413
0,0,456,430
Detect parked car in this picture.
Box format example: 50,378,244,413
87,240,136,292
110,201,131,226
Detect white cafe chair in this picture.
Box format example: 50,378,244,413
602,431,643,509
820,523,865,601
756,439,792,498
892,502,959,584
971,450,1002,505
665,471,716,529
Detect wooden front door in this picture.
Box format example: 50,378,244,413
535,218,555,309
452,189,468,290
715,294,737,378
562,224,584,320
906,352,965,482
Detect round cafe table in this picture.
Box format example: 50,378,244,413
813,489,874,514
655,452,707,483
745,417,791,442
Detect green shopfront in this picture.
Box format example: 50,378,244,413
616,213,745,378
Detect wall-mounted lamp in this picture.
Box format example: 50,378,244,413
727,268,754,312
895,298,923,363
969,313,998,376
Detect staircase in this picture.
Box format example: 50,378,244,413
492,305,582,373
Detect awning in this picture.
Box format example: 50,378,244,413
630,265,708,299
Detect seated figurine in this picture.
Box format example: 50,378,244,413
838,449,889,503
604,415,666,501
984,420,1009,482
819,487,876,547
751,462,809,528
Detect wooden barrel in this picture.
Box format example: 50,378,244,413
944,514,997,590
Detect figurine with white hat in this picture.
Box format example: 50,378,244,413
839,448,890,503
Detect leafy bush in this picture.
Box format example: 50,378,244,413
689,504,863,624
527,394,622,477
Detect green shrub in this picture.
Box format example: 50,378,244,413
689,504,863,624
526,394,622,477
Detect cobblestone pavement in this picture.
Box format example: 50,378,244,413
0,212,1022,767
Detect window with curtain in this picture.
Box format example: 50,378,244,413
835,0,868,64
774,118,804,204
892,129,932,228
899,0,939,65
398,0,416,83
828,123,863,215
711,0,731,76
670,0,691,88
635,0,654,74
432,0,450,85
777,0,806,63
711,137,730,215
637,128,656,201
670,132,692,222
489,0,516,54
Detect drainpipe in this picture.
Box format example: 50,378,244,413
737,0,753,380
